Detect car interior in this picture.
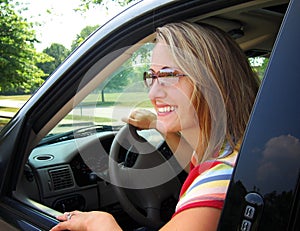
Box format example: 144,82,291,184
13,0,290,230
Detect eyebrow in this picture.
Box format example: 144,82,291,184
149,66,172,72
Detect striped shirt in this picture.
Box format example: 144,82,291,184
173,144,238,216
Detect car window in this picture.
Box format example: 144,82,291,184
0,56,267,134
45,43,154,137
249,57,269,81
21,41,167,219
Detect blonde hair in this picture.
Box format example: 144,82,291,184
156,22,259,161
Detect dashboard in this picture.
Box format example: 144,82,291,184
21,129,179,216
25,131,116,213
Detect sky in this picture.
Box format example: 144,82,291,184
20,0,128,51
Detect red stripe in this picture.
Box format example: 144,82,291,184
179,160,224,197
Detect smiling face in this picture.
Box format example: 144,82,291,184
148,42,197,134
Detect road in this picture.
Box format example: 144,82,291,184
0,100,25,119
0,99,155,127
72,105,131,120
0,100,25,108
0,100,134,120
71,105,155,124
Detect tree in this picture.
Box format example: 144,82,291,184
0,0,52,94
97,43,152,102
77,0,134,11
71,25,99,51
249,57,269,81
38,43,70,78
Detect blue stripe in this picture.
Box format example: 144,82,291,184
187,174,232,193
204,165,232,178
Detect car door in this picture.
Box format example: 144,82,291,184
1,1,252,230
219,0,300,230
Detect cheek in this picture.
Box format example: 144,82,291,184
176,83,198,124
172,88,196,121
177,80,194,107
179,77,194,96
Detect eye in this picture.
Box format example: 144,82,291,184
158,68,176,77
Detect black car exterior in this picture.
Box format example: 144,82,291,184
220,1,300,230
0,0,299,230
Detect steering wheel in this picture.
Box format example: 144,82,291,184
109,124,182,228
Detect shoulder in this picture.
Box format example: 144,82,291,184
182,150,238,194
186,150,238,194
174,150,238,216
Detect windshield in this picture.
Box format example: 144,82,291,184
44,43,154,141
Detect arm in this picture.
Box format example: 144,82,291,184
50,211,122,231
122,109,193,172
50,208,220,231
160,207,221,231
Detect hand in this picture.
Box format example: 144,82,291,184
122,109,157,130
50,211,122,231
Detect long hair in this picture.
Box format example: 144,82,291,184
156,22,259,162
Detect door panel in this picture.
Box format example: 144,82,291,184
219,0,300,230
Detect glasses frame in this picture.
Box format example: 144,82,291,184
143,67,187,88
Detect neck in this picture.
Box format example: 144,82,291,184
181,126,204,161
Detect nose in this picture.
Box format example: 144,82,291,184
148,79,166,100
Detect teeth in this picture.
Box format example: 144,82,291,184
158,106,176,113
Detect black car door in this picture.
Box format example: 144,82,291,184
219,0,300,230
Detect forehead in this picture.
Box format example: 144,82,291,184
151,42,177,71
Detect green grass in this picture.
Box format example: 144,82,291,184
65,114,116,123
0,95,31,101
0,92,153,108
0,107,19,113
83,92,153,108
0,118,10,125
0,93,153,107
0,92,153,129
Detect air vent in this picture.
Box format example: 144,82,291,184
49,167,74,191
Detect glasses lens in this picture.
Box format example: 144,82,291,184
143,71,153,87
158,77,180,86
157,68,180,86
143,68,185,88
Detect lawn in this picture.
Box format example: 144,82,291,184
0,92,152,107
0,92,152,129
0,95,31,101
83,92,152,107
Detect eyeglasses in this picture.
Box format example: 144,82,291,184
143,68,187,88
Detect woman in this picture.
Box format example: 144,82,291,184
50,21,259,231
